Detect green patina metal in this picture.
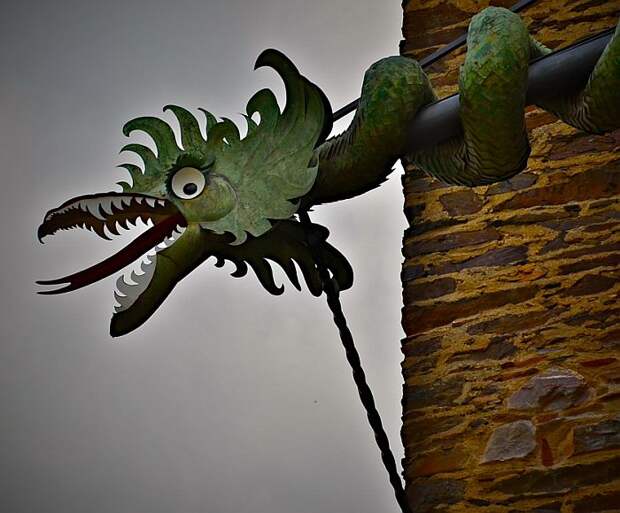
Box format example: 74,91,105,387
120,50,331,244
38,8,619,337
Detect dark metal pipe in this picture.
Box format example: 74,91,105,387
405,29,614,153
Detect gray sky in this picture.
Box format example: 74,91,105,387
0,1,407,512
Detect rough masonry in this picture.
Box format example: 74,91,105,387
400,0,620,511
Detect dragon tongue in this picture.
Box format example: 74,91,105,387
37,214,186,295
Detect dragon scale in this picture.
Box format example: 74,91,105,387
309,7,620,201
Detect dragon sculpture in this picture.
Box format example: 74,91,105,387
38,8,620,336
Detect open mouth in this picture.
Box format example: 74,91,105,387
37,192,187,307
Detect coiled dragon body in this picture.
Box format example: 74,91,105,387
38,7,620,336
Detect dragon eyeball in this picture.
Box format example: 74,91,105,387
171,167,206,199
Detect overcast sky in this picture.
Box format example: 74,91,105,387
0,1,408,512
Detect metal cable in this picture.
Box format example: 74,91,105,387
298,210,412,513
304,1,543,511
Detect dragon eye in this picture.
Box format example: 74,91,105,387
170,167,206,200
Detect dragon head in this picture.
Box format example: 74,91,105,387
38,50,352,337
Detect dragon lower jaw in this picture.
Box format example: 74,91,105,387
108,224,209,337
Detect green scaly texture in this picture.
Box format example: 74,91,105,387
309,7,620,198
534,22,620,134
308,56,436,203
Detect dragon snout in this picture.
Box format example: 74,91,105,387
37,192,187,295
38,192,181,242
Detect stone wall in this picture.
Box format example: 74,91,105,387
400,0,619,511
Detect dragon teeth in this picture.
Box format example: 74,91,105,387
112,197,125,210
114,275,129,296
168,225,186,242
103,224,116,239
124,272,139,287
113,253,157,313
107,223,120,236
143,249,156,264
99,198,115,216
56,205,72,216
86,199,107,220
47,194,169,227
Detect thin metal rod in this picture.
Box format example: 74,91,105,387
298,210,412,513
331,0,540,121
312,3,552,511
405,28,613,152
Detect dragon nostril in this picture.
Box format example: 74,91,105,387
183,183,198,196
